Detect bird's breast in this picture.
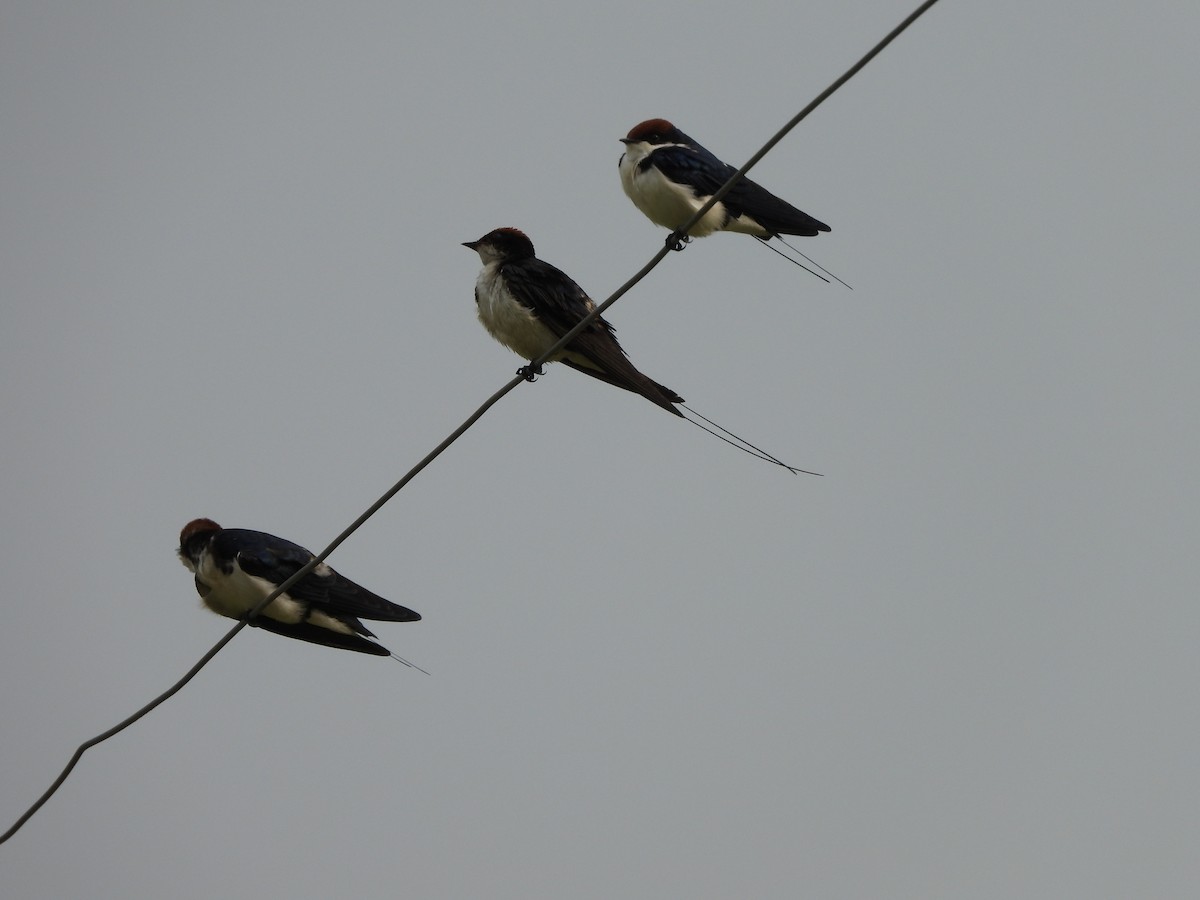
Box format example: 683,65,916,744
194,553,306,624
620,161,727,237
475,267,560,360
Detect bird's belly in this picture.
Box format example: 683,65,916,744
196,559,305,623
622,166,726,237
475,272,561,360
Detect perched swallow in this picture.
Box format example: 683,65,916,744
177,518,420,657
463,227,684,416
619,118,830,240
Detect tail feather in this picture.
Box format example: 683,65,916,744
680,404,821,476
248,617,393,656
559,359,684,416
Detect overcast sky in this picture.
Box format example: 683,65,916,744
2,2,1198,898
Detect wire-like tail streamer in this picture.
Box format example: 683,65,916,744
753,236,853,289
681,405,821,476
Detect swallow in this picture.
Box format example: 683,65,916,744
619,118,830,241
462,227,684,416
177,518,420,657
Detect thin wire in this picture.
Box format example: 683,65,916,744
663,0,944,255
0,374,524,846
530,0,943,362
0,0,941,847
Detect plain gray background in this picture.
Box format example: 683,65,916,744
2,2,1197,897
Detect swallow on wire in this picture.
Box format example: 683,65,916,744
464,226,683,416
619,117,830,240
463,227,818,475
619,118,847,286
178,518,425,667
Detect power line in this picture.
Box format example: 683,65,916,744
0,0,942,847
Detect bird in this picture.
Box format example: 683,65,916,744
177,518,421,657
619,118,830,242
463,226,685,417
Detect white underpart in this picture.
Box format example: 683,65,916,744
619,140,768,237
474,261,566,361
192,550,342,628
306,609,357,635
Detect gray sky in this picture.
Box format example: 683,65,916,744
2,2,1197,897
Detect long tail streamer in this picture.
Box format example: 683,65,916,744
680,404,821,476
754,236,853,289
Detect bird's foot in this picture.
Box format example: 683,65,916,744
666,231,691,252
517,362,544,382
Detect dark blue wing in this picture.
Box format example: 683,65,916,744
647,145,830,237
499,258,612,341
499,259,684,415
248,617,392,656
216,529,421,623
213,529,311,581
644,144,736,196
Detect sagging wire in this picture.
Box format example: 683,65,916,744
0,0,942,846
